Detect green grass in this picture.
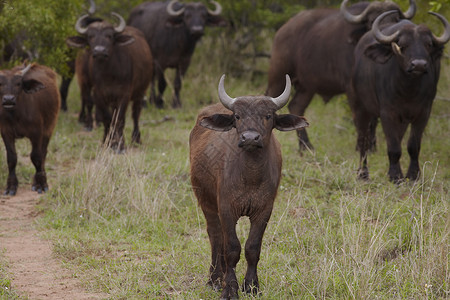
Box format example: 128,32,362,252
0,36,449,299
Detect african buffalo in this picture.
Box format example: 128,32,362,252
0,63,60,195
66,12,153,152
348,10,450,182
190,75,308,298
266,0,415,151
128,0,226,108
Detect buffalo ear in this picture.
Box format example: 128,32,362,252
115,34,135,47
66,36,88,48
22,79,45,94
364,43,393,64
200,114,234,132
166,17,184,28
207,15,227,27
348,27,366,45
275,114,309,132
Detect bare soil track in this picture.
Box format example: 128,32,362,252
0,189,107,299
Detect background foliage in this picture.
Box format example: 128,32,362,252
0,0,449,299
1,0,448,77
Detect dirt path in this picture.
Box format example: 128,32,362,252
0,189,107,299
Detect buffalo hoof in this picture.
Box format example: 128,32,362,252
207,278,223,292
171,99,181,109
4,189,17,196
406,168,420,182
78,112,86,124
358,167,369,180
154,97,164,109
242,279,259,295
131,131,141,145
389,175,406,185
220,281,239,300
32,184,48,194
298,140,314,152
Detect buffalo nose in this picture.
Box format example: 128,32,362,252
242,131,260,142
239,131,262,149
190,25,204,35
409,59,428,73
92,46,108,58
2,94,15,103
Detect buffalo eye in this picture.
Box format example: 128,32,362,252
234,114,240,120
265,114,272,120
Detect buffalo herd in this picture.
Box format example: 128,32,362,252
0,0,449,299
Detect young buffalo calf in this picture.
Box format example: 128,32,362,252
190,75,308,299
0,64,60,195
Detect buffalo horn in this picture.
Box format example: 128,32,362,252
429,12,450,45
112,12,126,33
19,64,32,77
218,74,236,111
341,0,416,24
75,14,90,35
167,0,185,16
88,0,96,15
207,1,222,16
373,10,399,44
403,0,416,19
270,75,291,110
341,0,369,24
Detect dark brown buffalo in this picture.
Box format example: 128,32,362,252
190,75,308,299
1,0,98,114
266,0,415,151
128,0,226,108
0,34,71,112
66,12,153,152
348,10,450,182
0,63,60,195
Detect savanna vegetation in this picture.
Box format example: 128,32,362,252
1,0,449,299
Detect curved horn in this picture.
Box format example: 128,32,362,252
373,10,399,44
75,14,90,35
88,0,96,15
341,0,370,24
218,74,236,111
111,12,126,33
167,0,185,16
19,64,32,77
429,12,450,45
403,0,416,19
207,1,222,16
270,75,291,110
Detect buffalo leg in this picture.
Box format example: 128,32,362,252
1,133,18,195
80,83,94,131
354,108,374,180
149,66,157,106
155,68,166,108
172,65,187,108
368,118,378,152
30,135,47,193
201,205,225,291
242,209,272,295
288,89,314,151
59,75,72,112
406,117,428,181
131,98,142,144
220,212,241,299
381,117,408,183
99,103,112,146
109,101,128,153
